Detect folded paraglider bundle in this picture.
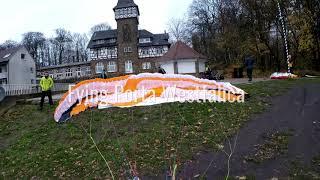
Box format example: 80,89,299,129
54,73,246,123
270,72,298,80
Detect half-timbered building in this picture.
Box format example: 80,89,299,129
87,0,171,75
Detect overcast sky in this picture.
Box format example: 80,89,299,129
0,0,193,43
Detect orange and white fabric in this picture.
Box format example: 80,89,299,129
54,73,246,122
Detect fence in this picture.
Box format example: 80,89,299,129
0,83,72,96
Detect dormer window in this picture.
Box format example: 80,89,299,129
107,38,116,43
95,40,106,45
96,39,116,45
139,38,151,43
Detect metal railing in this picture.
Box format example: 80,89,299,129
0,83,72,96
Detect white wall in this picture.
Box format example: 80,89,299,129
160,59,207,74
43,65,92,80
178,60,196,74
160,62,175,74
8,47,36,84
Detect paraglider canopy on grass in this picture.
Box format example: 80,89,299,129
54,73,246,123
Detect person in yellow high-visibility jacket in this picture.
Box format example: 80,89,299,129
39,73,54,110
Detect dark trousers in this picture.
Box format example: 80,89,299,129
40,90,53,109
247,68,253,81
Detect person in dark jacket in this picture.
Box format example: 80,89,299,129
244,55,255,82
100,69,107,79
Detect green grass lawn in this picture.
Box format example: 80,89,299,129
1,78,319,179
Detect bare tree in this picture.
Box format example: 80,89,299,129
188,0,221,60
72,33,89,62
41,39,52,66
48,38,59,66
167,18,190,43
22,32,46,66
0,40,19,50
53,28,72,64
0,26,91,67
90,22,112,35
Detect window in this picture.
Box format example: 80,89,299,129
142,49,148,55
0,66,6,73
131,7,138,16
139,38,151,43
107,61,117,72
21,54,25,59
156,48,163,55
76,67,81,77
0,79,7,85
142,62,152,70
66,69,73,78
90,50,97,59
98,48,107,58
31,79,35,84
86,67,91,76
56,73,63,79
30,67,34,73
163,46,169,54
125,60,133,73
124,47,132,53
95,62,104,74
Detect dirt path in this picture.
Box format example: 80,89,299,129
179,83,320,179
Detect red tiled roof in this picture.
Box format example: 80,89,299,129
157,41,206,62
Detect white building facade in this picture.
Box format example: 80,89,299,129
38,62,92,81
157,41,207,75
0,46,36,85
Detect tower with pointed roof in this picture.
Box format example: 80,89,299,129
114,0,140,73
